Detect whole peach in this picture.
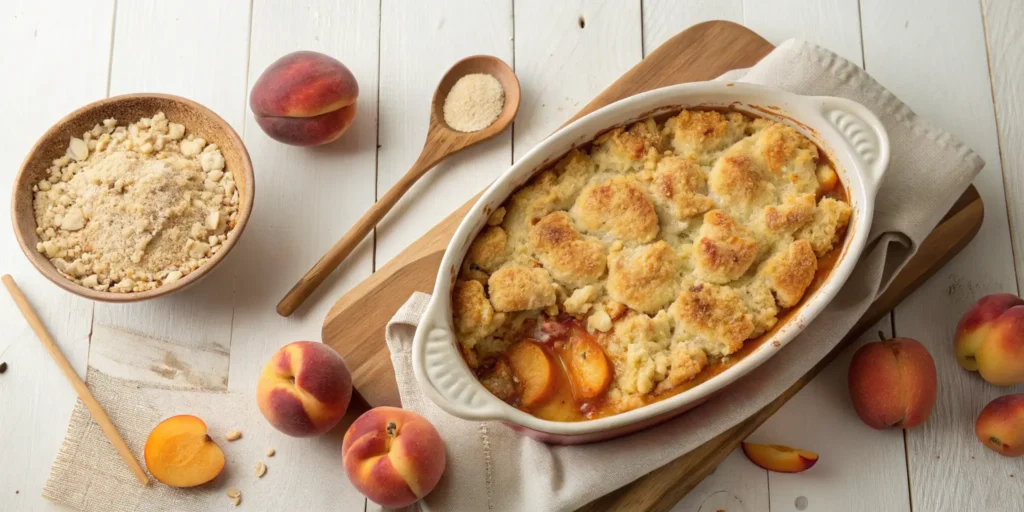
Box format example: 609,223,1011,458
848,337,937,429
342,407,446,508
256,341,352,437
249,51,358,146
955,293,1024,386
976,394,1024,457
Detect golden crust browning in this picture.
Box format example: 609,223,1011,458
796,197,853,256
591,118,663,172
671,282,754,356
693,210,760,284
607,241,680,314
530,212,606,288
708,149,777,218
452,280,499,344
759,193,816,234
571,176,660,243
663,110,748,164
466,226,507,272
649,155,715,219
487,265,556,312
760,240,818,308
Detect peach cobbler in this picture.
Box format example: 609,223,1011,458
452,110,852,421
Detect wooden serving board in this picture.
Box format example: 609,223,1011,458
324,20,984,511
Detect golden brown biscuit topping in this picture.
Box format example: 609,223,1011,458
452,110,852,421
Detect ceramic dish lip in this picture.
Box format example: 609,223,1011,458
413,81,890,437
11,92,255,303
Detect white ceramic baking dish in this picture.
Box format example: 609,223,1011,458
412,81,890,444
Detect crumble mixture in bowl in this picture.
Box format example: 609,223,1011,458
29,111,241,294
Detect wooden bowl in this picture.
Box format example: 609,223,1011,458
11,93,255,302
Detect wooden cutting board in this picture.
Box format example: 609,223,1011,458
324,20,984,511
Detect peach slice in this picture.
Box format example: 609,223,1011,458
144,415,225,487
566,330,612,399
816,166,839,197
741,442,819,473
506,341,556,407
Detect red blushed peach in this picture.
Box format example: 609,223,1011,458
256,341,352,437
741,442,819,473
955,294,1024,386
976,394,1024,457
342,407,446,508
249,50,358,146
848,337,937,429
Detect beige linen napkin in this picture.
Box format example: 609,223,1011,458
381,39,984,512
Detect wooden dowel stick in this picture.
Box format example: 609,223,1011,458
2,275,150,486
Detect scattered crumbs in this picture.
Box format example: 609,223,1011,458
226,430,242,442
15,490,19,494
0,361,7,374
266,448,275,457
1011,474,1015,478
578,15,585,29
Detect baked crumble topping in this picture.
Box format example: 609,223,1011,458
452,109,852,420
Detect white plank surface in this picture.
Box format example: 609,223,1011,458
985,0,1024,291
0,1,112,508
757,322,912,512
4,1,1024,510
860,0,1024,511
229,0,381,508
642,0,743,52
374,0,514,265
512,0,642,160
96,0,252,362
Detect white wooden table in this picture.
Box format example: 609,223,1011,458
1,1,1021,511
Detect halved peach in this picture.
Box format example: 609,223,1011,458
144,415,225,487
741,441,819,473
506,341,556,407
565,331,612,399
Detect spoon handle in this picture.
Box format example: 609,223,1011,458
277,147,443,317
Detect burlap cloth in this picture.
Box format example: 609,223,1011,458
43,40,983,512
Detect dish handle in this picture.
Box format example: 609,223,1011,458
412,317,509,421
818,96,891,195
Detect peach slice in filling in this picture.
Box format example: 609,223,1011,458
741,442,819,473
506,340,556,407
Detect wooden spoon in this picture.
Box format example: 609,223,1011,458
277,55,520,317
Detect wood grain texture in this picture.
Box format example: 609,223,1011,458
984,0,1024,291
0,0,111,505
861,1,1023,510
582,186,983,512
277,55,518,317
324,20,776,408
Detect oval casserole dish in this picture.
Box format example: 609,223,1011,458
413,82,890,444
